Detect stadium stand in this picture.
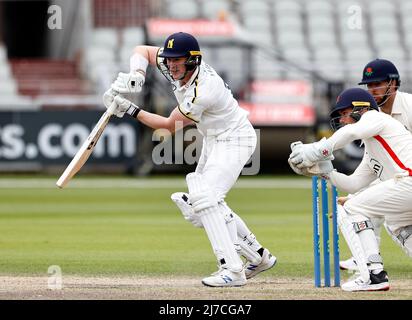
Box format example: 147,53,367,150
1,0,411,174
1,0,411,109
69,0,412,95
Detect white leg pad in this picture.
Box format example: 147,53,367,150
218,202,238,245
238,233,262,265
337,205,370,282
218,203,263,264
353,216,382,271
384,223,412,258
186,173,243,272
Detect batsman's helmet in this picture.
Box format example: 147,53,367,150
358,58,400,86
158,32,202,70
330,88,378,130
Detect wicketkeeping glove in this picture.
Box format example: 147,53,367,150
288,157,334,178
289,138,334,169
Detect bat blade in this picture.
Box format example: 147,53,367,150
56,109,113,189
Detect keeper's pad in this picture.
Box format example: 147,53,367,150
384,223,412,258
345,208,383,269
186,172,243,272
337,205,370,282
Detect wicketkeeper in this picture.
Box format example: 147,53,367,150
102,32,276,287
289,87,412,292
339,59,412,271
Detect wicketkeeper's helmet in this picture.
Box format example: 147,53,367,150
358,58,400,86
330,88,378,130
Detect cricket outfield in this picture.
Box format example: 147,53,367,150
0,175,411,300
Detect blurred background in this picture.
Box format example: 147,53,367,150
0,0,411,176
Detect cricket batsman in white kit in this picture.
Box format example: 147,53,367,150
289,87,412,292
102,32,276,287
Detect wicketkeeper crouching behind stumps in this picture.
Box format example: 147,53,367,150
289,87,412,292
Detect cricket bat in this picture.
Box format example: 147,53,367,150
56,101,116,188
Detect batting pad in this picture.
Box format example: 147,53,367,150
186,172,243,272
238,233,262,265
337,205,370,282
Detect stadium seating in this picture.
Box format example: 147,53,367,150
78,0,412,96
10,59,91,97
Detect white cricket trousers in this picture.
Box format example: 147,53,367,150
344,176,412,242
195,122,257,200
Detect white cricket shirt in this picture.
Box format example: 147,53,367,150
329,110,412,193
388,91,412,131
158,60,250,137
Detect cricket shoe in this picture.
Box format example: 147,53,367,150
341,270,389,292
339,257,359,271
244,248,277,279
202,268,247,287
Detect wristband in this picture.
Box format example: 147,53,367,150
126,105,141,118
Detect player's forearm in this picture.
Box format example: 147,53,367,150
328,113,384,151
327,125,360,151
136,110,175,132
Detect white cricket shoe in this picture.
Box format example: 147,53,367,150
202,268,247,287
244,248,277,279
339,257,359,271
341,270,389,292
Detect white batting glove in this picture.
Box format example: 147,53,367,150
111,71,145,94
103,88,128,117
289,138,334,169
112,95,141,118
103,88,117,108
103,88,123,115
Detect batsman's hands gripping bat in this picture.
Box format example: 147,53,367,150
55,98,119,189
103,88,141,118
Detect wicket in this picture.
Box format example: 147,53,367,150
312,176,340,287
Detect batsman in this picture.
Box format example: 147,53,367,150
289,88,412,292
102,32,276,287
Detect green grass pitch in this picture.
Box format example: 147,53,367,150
0,176,411,280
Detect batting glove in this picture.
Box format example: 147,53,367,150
112,95,141,118
111,71,145,94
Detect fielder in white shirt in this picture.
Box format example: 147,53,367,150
102,32,276,287
289,87,412,292
339,59,412,271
